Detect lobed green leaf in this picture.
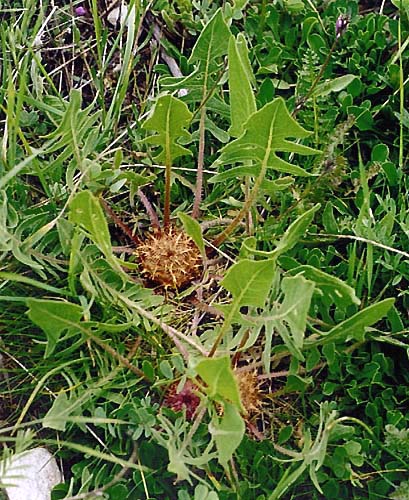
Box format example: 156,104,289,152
27,298,83,357
195,356,243,411
141,94,193,164
214,98,320,177
209,402,245,469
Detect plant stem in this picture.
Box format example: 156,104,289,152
293,38,338,116
212,161,268,248
179,405,207,454
164,160,171,229
192,105,206,219
191,65,226,219
244,177,253,235
100,197,141,245
137,188,160,230
397,9,404,169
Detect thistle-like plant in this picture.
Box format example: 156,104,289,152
120,9,338,291
134,94,202,288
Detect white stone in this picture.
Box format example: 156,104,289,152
107,3,129,27
1,447,62,500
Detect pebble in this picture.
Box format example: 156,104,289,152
1,447,62,500
107,3,129,27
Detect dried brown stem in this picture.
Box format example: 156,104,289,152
192,106,206,219
100,197,141,246
85,329,146,380
137,188,160,230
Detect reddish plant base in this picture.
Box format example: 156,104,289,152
163,380,201,420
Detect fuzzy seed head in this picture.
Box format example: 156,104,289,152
137,227,202,288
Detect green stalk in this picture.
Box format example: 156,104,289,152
293,38,338,116
212,160,268,248
192,106,206,219
164,104,172,230
164,160,172,230
209,144,273,353
191,62,225,220
397,6,404,169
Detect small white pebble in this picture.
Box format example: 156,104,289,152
1,448,62,500
32,33,43,47
107,3,129,27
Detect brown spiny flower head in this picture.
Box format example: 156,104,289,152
136,226,202,289
163,380,201,420
235,370,262,416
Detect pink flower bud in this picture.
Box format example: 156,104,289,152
75,6,87,16
336,15,349,38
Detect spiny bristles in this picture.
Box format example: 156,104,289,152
235,370,262,415
137,226,202,289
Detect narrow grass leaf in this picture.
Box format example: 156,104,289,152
306,298,395,346
0,272,73,296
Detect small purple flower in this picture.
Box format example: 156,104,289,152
335,14,349,39
74,6,87,16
